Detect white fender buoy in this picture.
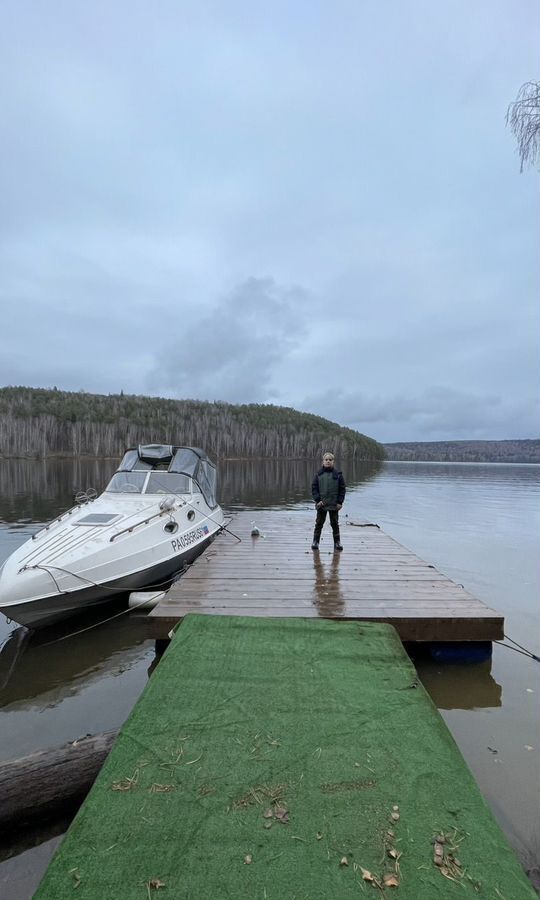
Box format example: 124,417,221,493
128,590,166,610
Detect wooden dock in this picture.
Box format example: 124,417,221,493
148,510,504,642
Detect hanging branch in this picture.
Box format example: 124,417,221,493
506,81,540,172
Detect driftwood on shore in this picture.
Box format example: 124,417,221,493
0,729,118,832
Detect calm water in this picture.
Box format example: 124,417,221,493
0,458,539,896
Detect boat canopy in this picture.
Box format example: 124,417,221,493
138,444,175,464
116,445,218,507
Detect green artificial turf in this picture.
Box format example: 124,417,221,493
35,615,535,899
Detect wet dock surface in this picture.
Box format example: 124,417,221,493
149,510,504,641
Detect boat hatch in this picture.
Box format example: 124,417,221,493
138,444,174,463
73,513,122,527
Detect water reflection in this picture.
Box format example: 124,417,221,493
0,457,383,525
380,460,540,487
415,658,502,710
220,458,383,509
0,458,118,526
312,551,345,617
0,602,150,710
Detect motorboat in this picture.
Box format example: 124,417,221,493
0,445,225,628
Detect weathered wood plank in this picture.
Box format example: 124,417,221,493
156,600,494,612
165,578,478,594
147,613,503,642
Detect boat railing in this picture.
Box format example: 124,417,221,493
31,490,99,541
109,500,186,543
32,504,91,540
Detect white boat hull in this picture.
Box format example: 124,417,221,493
0,492,223,628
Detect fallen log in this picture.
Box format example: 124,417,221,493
0,729,119,832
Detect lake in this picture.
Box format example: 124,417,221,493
0,458,539,897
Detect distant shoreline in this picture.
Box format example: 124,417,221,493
384,458,540,465
0,448,539,465
383,438,540,464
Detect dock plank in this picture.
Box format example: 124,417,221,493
149,511,503,641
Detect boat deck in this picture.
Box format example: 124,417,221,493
148,510,504,642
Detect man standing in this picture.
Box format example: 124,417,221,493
311,452,346,551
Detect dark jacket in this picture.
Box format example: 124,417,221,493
312,467,346,510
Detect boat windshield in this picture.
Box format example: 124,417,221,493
106,472,147,494
105,472,192,495
145,473,191,495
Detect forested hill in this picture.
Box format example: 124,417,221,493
384,439,540,464
0,387,385,460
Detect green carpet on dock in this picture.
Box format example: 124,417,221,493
35,616,534,899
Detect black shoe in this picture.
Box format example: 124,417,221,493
334,542,343,552
311,541,319,551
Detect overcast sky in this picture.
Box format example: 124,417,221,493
1,1,538,442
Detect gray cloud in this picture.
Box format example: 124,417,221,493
148,278,309,402
0,1,538,441
300,387,538,442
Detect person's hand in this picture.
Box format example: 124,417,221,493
336,503,342,510
316,501,324,509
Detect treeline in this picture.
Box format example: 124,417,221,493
384,439,540,464
0,387,385,461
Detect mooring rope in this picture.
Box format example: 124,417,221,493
495,635,540,663
23,515,238,647
37,593,165,647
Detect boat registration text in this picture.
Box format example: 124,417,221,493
171,525,210,553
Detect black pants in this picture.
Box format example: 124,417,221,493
313,508,340,542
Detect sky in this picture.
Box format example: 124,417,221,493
0,1,538,443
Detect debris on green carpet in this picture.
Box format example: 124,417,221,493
35,615,535,898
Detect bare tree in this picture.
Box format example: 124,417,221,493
506,81,540,171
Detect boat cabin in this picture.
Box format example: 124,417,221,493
105,445,218,508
